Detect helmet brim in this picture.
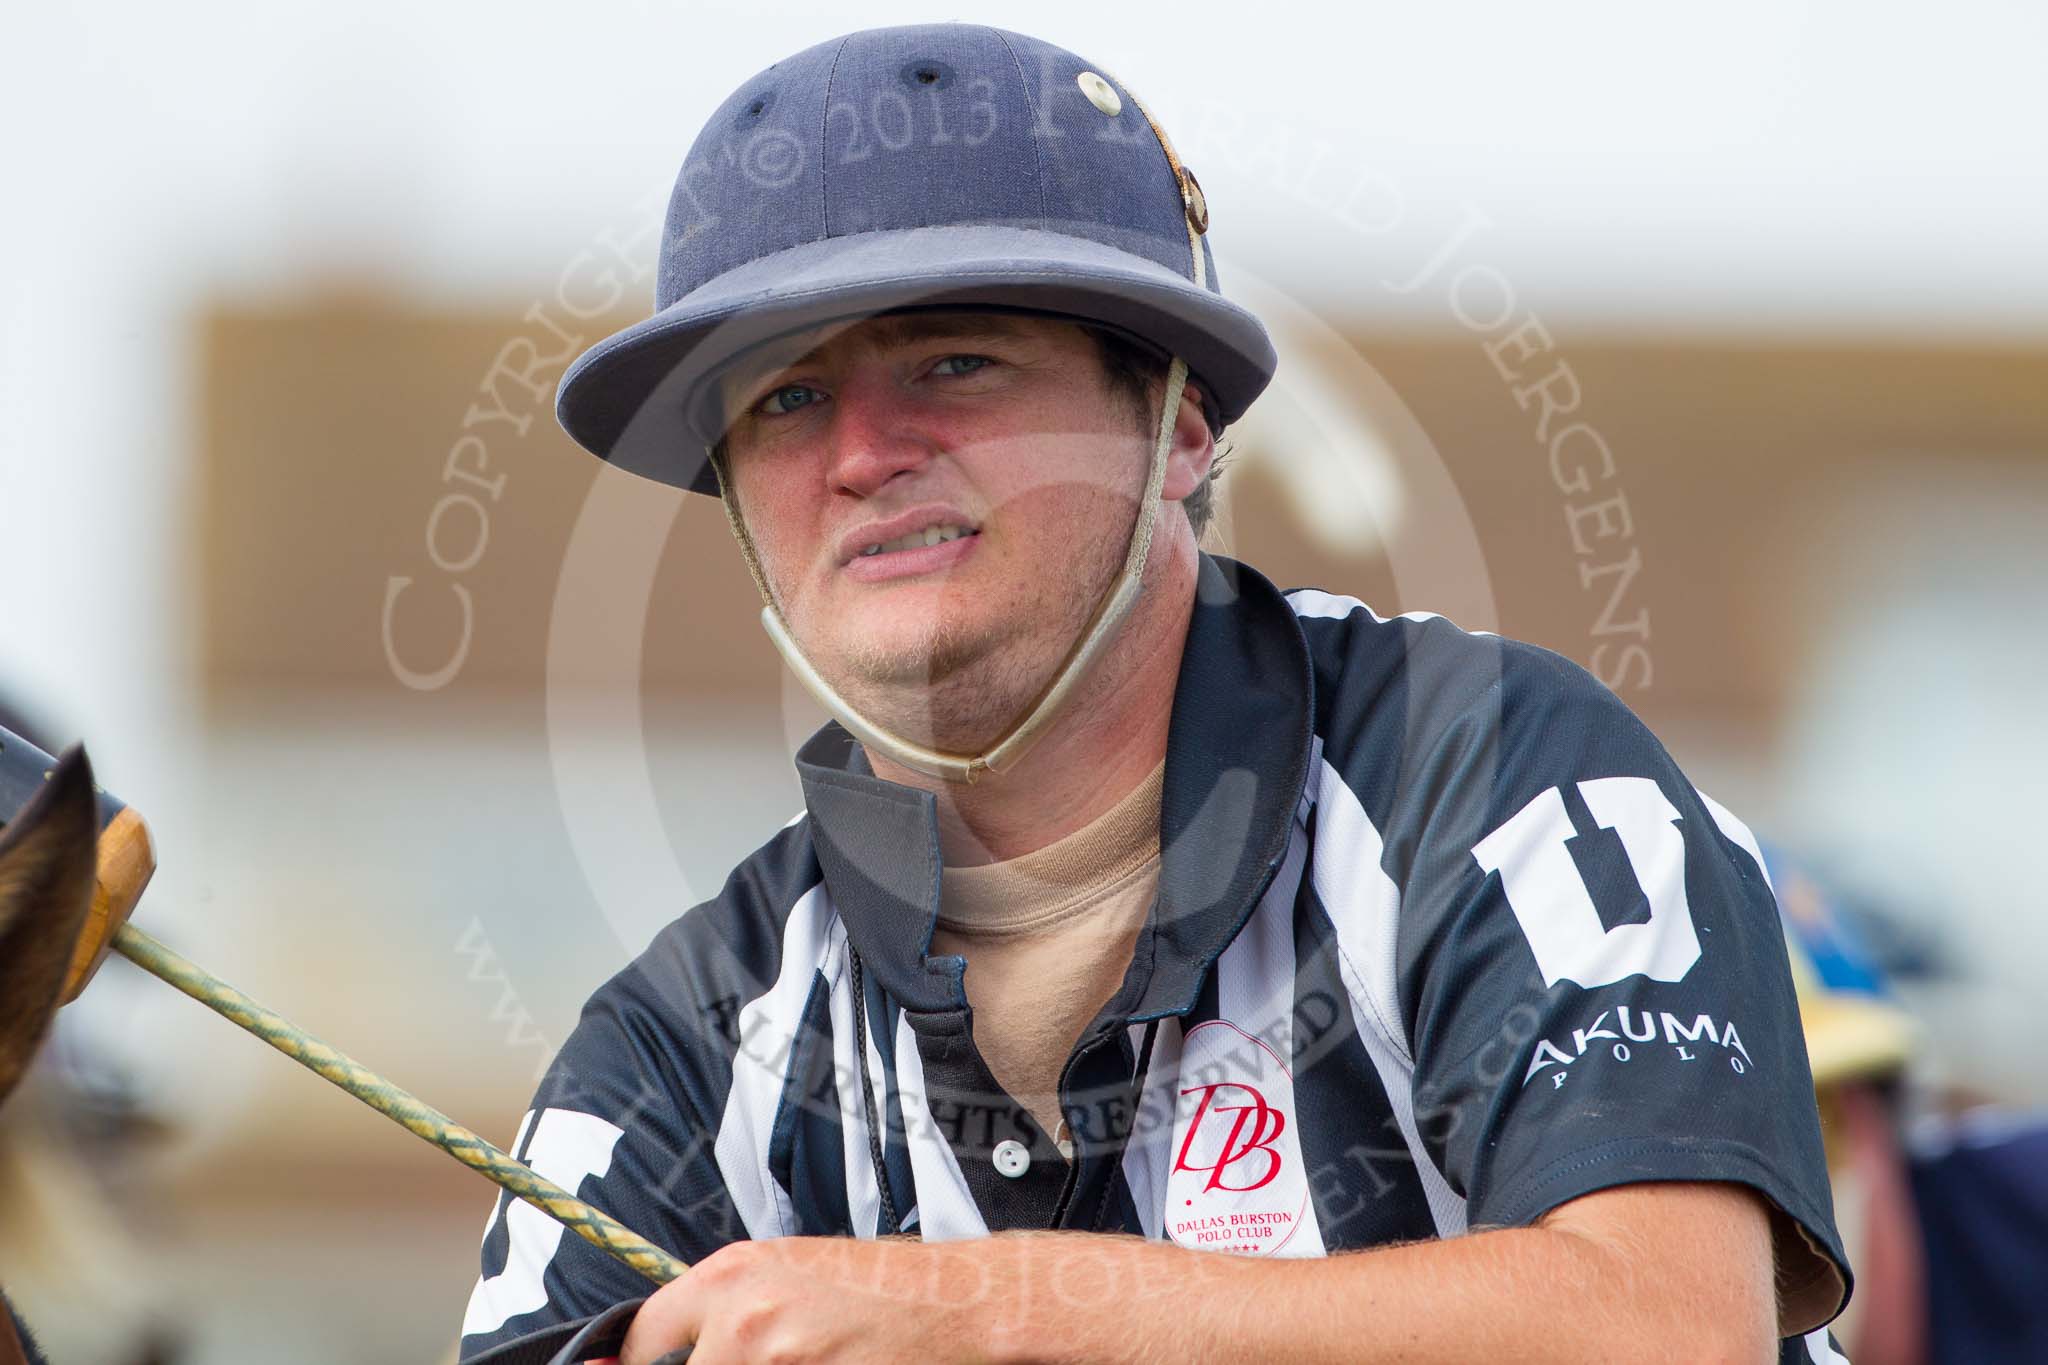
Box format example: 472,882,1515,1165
554,223,1276,496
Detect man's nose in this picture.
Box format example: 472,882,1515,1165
823,374,937,497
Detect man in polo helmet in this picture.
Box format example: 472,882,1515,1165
460,24,1853,1364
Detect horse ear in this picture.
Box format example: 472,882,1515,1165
0,744,100,1106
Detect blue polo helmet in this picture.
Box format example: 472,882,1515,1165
551,23,1277,495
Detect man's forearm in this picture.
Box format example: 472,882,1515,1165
979,1185,1777,1365
600,1182,1779,1362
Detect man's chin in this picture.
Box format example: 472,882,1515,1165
843,638,988,690
806,617,994,689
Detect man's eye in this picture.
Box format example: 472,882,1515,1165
931,354,993,377
757,384,823,417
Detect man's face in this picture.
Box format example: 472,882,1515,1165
713,310,1158,749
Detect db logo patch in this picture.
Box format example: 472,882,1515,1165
1165,1019,1313,1256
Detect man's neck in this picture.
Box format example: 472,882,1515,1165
864,545,1197,866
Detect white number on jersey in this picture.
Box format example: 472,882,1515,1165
462,1107,627,1338
1472,777,1701,988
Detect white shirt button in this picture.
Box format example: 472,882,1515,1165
992,1139,1031,1178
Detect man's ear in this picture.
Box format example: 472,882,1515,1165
1160,379,1216,502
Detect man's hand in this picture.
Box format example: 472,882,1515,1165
615,1233,1017,1365
610,1230,1220,1364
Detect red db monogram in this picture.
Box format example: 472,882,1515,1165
1172,1082,1287,1192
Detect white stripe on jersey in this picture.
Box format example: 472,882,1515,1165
1804,1329,1850,1363
1312,747,1471,1236
715,881,831,1238
892,1003,988,1241
1695,787,1780,896
1285,588,1496,635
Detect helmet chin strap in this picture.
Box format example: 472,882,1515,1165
715,355,1189,785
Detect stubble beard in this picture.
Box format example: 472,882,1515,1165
799,503,1135,755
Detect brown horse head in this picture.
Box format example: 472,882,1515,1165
0,745,99,1105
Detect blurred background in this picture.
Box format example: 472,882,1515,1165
3,1,2045,1360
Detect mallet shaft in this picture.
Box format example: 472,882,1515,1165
111,922,687,1285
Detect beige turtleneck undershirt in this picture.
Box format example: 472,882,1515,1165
929,761,1165,1161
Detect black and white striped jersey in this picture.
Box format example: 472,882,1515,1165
459,554,1852,1363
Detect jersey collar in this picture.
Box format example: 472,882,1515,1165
793,553,1315,1021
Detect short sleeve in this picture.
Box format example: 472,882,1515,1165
455,974,747,1361
1380,634,1851,1335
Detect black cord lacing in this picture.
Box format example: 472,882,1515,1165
847,945,903,1236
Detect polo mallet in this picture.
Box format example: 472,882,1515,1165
0,725,687,1287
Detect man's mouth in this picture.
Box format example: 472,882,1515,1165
857,523,979,557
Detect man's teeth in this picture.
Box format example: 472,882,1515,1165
860,525,975,557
